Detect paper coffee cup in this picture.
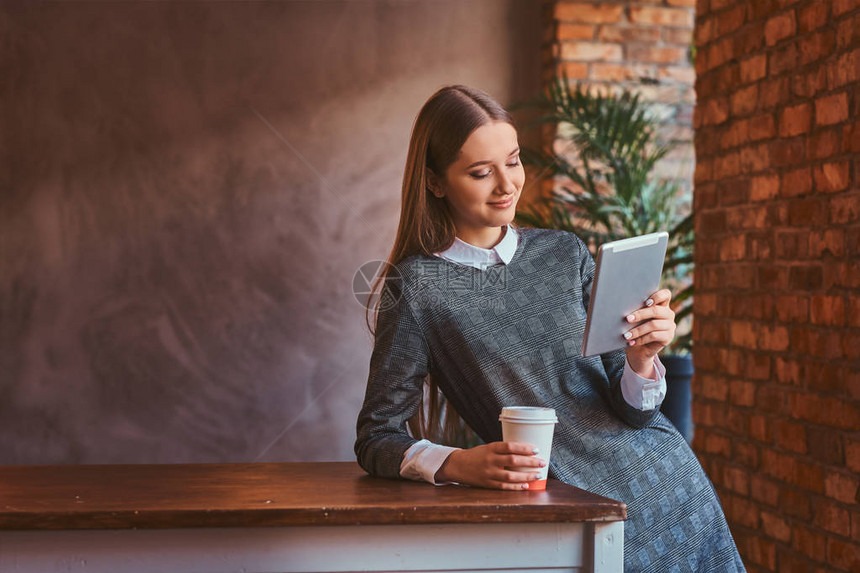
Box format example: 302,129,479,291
499,406,558,490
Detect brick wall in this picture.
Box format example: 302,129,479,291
540,0,697,197
693,0,859,570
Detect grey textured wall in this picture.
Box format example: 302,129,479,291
0,1,541,464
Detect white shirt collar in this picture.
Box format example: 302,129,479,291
433,224,519,268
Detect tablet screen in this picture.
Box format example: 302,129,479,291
581,232,669,357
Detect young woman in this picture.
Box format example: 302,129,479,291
355,85,745,572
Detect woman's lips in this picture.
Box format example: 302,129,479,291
488,197,514,209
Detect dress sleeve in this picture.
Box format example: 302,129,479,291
354,276,431,478
574,233,662,428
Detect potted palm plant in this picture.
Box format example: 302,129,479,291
513,77,695,442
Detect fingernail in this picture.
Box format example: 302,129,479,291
626,314,635,323
531,447,540,454
539,460,547,467
628,340,635,346
646,299,654,307
522,483,530,490
624,331,633,340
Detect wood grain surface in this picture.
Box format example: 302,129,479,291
0,462,626,530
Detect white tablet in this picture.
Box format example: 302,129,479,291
581,232,669,357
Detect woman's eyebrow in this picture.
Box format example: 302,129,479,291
465,147,520,169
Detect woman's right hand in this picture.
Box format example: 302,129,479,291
434,441,546,490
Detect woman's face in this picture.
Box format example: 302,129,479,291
432,121,525,246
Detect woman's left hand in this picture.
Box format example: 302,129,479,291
623,288,676,378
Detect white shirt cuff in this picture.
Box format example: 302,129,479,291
400,439,460,485
620,355,667,411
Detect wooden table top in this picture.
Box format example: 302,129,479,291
0,462,626,530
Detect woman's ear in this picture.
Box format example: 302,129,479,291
427,170,445,199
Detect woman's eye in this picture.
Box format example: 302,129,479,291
470,170,491,179
507,157,520,167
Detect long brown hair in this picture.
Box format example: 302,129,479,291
365,85,516,446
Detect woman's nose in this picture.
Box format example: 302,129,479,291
496,170,517,195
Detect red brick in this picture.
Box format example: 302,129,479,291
737,19,766,54
734,440,760,467
780,484,812,520
659,66,696,83
717,4,746,35
729,380,756,407
739,59,766,89
747,0,780,22
828,538,860,571
751,474,780,506
780,167,812,197
769,42,799,76
813,499,852,537
773,419,806,454
663,28,694,45
836,11,860,50
830,194,860,225
759,76,790,109
847,438,860,473
729,493,761,529
765,11,796,45
791,392,860,429
750,174,779,201
554,3,624,23
703,36,735,71
730,84,758,117
760,511,792,542
798,0,829,33
714,150,739,176
749,113,776,140
808,229,844,257
825,471,860,505
851,297,860,329
555,61,590,79
730,320,756,347
757,264,788,290
794,460,824,492
740,143,770,174
667,0,696,6
629,6,694,27
827,48,860,89
589,63,640,81
627,45,687,64
815,91,849,126
778,102,812,136
695,14,716,46
814,161,851,193
771,138,805,167
704,430,733,456
791,65,827,98
560,41,623,61
596,25,658,43
807,127,842,160
791,196,833,226
761,448,796,481
723,464,750,494
810,295,846,326
557,23,595,40
798,29,836,66
775,296,810,324
748,353,771,380
792,525,828,557
844,121,860,152
833,0,857,16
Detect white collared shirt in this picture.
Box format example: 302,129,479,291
400,224,667,484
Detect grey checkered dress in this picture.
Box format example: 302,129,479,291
356,226,745,572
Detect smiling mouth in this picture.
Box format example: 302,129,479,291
489,196,515,206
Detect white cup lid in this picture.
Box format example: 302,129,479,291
499,406,558,423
